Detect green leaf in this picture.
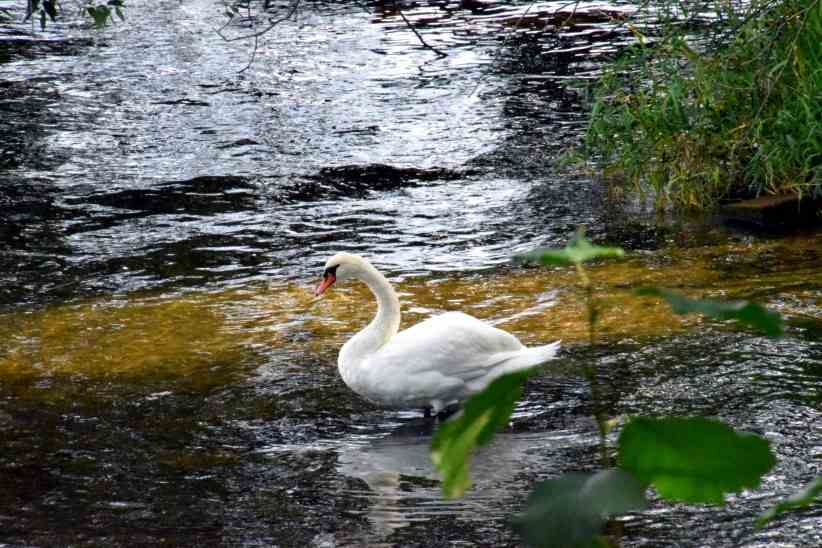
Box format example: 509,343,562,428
618,417,776,504
43,0,58,21
87,5,111,28
636,287,783,336
757,476,822,527
431,369,533,498
513,469,649,548
25,0,42,22
517,229,624,266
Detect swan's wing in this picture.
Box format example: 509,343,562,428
373,312,525,382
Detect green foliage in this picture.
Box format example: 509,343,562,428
586,0,822,209
22,0,125,30
758,476,822,527
518,229,625,462
432,235,789,545
636,288,784,336
431,368,534,498
24,0,59,30
517,229,625,266
513,469,648,548
86,1,124,28
619,417,777,504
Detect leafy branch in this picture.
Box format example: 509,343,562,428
518,227,624,466
431,228,790,547
23,0,125,31
215,0,445,73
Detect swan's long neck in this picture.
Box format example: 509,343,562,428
339,262,401,372
360,263,401,346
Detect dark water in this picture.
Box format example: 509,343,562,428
1,1,821,547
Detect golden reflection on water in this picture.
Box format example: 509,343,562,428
1,234,820,393
0,291,270,392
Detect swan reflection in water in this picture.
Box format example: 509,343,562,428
334,420,580,545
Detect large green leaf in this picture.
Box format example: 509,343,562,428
757,476,822,527
517,229,625,266
431,369,533,498
513,469,648,548
636,287,783,336
618,417,776,504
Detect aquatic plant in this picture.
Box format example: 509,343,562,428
430,229,809,547
585,0,822,209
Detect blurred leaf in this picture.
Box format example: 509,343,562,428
25,0,41,22
87,5,111,28
517,229,624,266
431,369,533,498
86,6,99,25
757,476,822,527
619,417,776,504
40,8,46,30
636,287,783,336
43,0,58,21
513,469,648,548
603,416,622,434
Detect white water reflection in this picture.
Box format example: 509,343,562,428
334,427,591,544
254,423,596,545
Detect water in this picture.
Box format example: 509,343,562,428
2,0,635,307
1,1,821,546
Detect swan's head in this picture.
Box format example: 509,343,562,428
314,252,372,296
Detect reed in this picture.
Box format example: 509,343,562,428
586,0,822,209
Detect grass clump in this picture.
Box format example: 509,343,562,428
586,0,822,209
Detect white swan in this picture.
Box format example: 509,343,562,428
314,253,560,415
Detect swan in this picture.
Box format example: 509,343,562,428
314,253,560,416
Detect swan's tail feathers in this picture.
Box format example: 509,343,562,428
465,341,561,394
500,340,561,375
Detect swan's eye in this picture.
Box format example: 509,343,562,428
324,265,339,279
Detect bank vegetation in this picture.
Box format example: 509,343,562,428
586,0,822,209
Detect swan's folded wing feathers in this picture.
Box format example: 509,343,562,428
373,312,525,382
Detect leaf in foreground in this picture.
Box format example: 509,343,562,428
757,476,822,527
619,417,776,504
517,229,625,266
636,287,783,336
431,369,532,498
513,469,648,548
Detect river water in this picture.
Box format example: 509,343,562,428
1,1,820,546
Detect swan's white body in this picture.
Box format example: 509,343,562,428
315,253,560,413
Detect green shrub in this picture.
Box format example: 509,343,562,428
586,0,822,209
430,231,794,547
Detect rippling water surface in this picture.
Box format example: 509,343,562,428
1,1,820,546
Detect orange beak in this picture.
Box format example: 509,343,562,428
315,272,336,296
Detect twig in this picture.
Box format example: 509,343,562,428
216,0,302,43
239,0,262,73
391,0,447,57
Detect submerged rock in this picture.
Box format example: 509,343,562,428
720,193,822,229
